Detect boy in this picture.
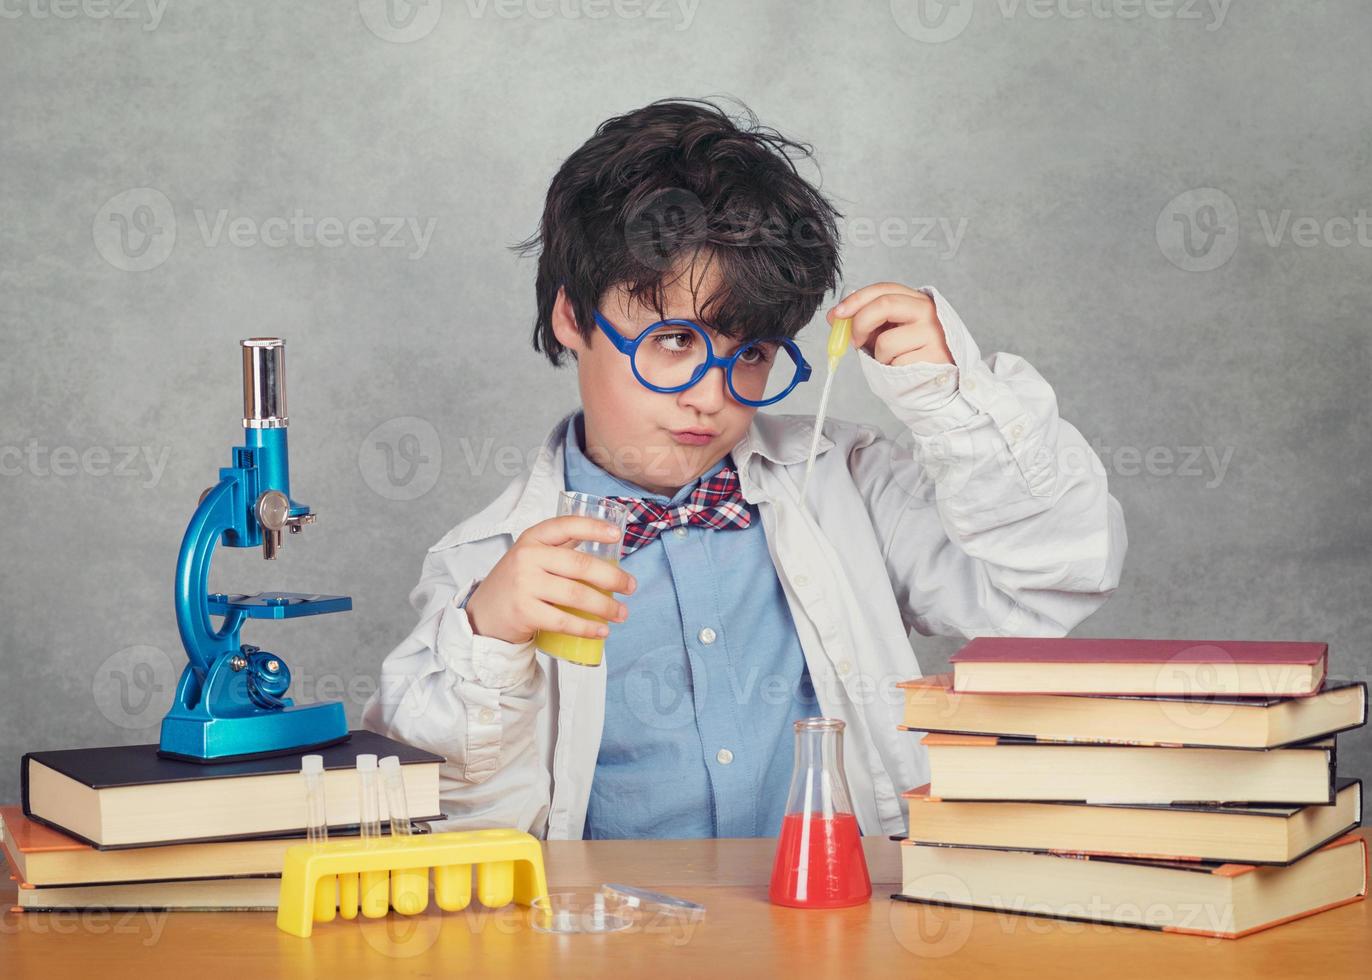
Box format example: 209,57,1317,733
362,99,1127,840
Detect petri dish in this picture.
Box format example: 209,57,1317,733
529,890,635,934
599,883,706,926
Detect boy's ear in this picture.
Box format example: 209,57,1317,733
551,287,586,356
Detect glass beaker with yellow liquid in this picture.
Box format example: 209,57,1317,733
534,491,629,667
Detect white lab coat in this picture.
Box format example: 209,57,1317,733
362,287,1128,839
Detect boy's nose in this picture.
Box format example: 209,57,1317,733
678,364,730,412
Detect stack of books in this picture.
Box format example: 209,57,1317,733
3,730,443,911
893,637,1369,939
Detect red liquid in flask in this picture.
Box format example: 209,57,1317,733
768,811,871,908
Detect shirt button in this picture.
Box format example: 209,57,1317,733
795,574,809,588
478,708,495,724
699,627,717,645
964,378,978,390
837,660,852,676
936,371,950,386
716,748,734,765
1010,423,1024,440
673,526,688,538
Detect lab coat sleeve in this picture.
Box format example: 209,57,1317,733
848,286,1128,638
361,545,551,834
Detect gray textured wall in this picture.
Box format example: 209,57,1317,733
2,0,1368,806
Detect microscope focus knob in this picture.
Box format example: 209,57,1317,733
244,649,292,709
256,490,291,560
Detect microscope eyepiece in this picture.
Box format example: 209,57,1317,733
242,337,287,429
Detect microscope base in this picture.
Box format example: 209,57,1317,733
159,701,351,764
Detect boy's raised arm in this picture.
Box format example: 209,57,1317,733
846,285,1128,639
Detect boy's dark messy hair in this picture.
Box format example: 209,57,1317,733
515,98,843,367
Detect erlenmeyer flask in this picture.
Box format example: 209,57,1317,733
768,717,872,908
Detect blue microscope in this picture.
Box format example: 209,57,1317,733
159,338,351,763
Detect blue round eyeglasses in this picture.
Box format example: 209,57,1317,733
591,309,812,407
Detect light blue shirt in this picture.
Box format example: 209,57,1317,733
563,412,819,839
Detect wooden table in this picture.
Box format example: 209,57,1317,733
3,836,1368,978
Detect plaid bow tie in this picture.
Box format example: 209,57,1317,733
607,467,752,557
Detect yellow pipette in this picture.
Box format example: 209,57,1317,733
800,317,853,503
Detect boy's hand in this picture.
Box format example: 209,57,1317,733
829,283,953,366
463,516,637,647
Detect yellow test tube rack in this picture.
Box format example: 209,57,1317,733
276,828,550,938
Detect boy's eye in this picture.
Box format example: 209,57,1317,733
650,329,697,353
736,341,778,367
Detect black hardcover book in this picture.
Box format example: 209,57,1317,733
21,730,445,849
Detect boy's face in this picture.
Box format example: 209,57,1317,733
551,267,762,497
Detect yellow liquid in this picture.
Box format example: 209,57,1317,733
533,560,618,667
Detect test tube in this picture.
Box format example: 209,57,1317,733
357,754,382,840
301,755,337,923
302,755,328,845
356,754,389,917
379,755,412,837
381,755,428,915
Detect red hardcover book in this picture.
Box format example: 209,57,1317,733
949,637,1327,696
